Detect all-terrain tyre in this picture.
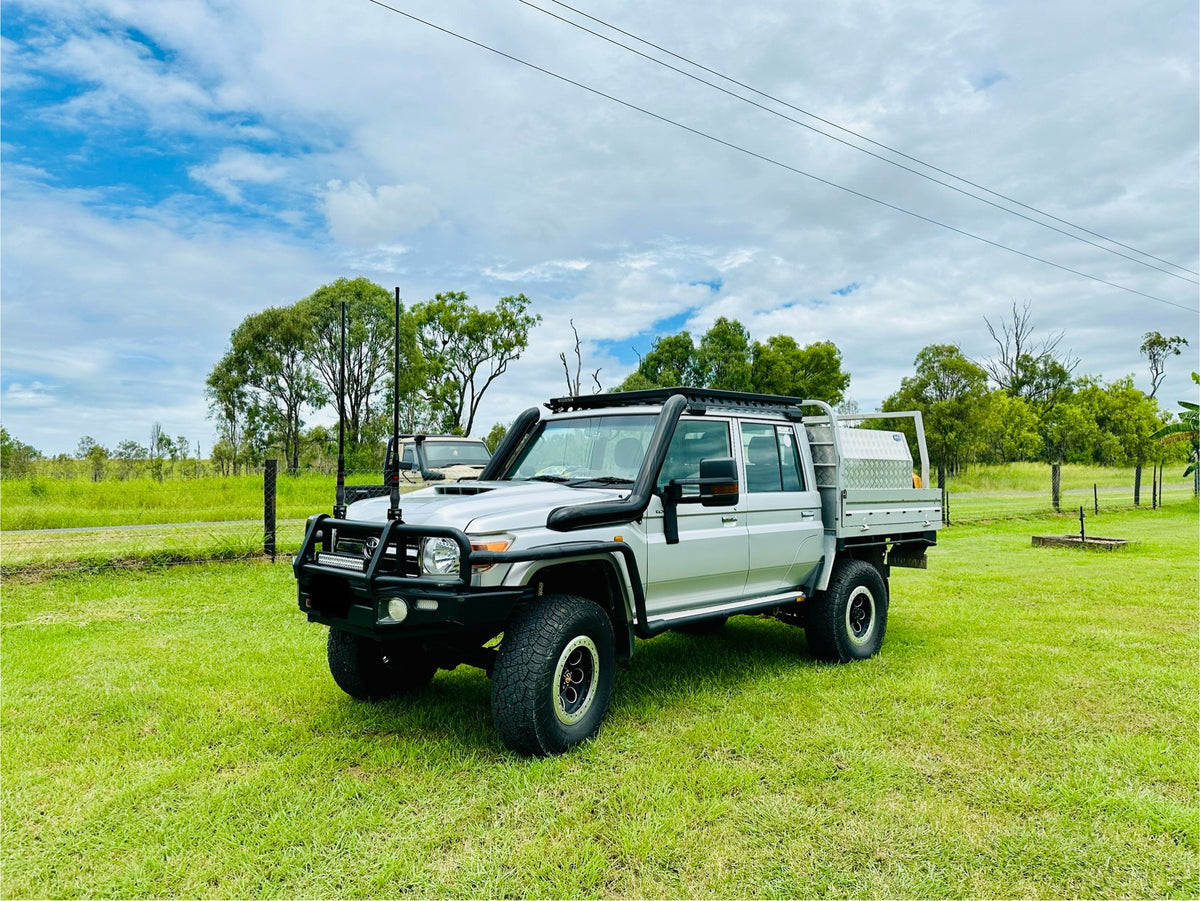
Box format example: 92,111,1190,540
805,559,888,663
327,627,437,700
491,595,616,756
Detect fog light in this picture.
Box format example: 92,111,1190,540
387,598,409,623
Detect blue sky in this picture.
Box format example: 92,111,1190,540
2,0,1197,454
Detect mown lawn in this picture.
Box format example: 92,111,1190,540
2,502,1197,898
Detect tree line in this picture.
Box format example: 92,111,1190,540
1,287,1193,487
877,307,1191,490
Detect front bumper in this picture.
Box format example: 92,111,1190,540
293,515,650,643
292,516,532,639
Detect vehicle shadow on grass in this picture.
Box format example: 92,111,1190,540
305,616,826,757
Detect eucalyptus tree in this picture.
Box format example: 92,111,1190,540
750,335,849,405
411,292,540,435
212,304,326,474
298,278,423,459
881,344,990,482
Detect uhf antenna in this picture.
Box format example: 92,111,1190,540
333,299,348,519
387,287,403,522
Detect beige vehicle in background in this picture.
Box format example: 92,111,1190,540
391,435,492,485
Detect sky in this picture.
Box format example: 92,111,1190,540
2,0,1197,457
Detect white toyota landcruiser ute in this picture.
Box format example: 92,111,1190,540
294,387,943,755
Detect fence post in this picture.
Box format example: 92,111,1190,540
264,459,277,562
938,466,948,525
1093,483,1099,515
1052,463,1061,512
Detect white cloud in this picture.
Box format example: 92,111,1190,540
322,179,441,248
3,381,58,406
188,149,289,205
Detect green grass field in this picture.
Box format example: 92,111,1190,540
2,500,1196,898
0,472,406,531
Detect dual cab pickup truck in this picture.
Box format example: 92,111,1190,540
294,387,942,755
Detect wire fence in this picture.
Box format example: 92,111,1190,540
2,463,1196,577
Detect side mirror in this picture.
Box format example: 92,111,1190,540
660,456,740,544
697,456,739,506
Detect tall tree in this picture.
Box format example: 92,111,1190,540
882,344,990,481
1134,331,1187,502
618,331,699,390
412,292,540,435
217,305,326,473
750,336,850,405
983,300,1078,404
205,353,251,475
695,317,754,391
1140,331,1188,398
298,278,421,452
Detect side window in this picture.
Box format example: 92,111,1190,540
742,423,805,493
657,419,732,490
401,446,416,466
777,427,805,491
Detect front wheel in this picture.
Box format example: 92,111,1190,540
805,559,888,663
491,595,616,756
327,628,437,700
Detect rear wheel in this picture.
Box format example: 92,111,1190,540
805,559,888,663
327,628,436,700
491,595,616,756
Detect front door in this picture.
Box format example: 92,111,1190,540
643,416,748,616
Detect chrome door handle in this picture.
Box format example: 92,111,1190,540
801,511,816,520
722,515,738,524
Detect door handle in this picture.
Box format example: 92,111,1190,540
722,515,738,525
801,511,816,520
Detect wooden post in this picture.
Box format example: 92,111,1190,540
1079,505,1085,542
1093,483,1099,515
1052,463,1061,512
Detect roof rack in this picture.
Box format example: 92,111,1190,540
546,386,811,418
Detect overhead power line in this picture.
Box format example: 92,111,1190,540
361,0,1197,315
530,0,1199,283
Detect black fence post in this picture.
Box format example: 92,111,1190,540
938,466,948,525
1093,483,1099,515
264,459,277,562
1052,463,1061,512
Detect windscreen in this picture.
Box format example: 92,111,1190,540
422,441,492,468
504,414,658,485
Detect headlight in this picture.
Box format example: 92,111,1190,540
420,537,461,576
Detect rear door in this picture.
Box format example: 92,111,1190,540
739,420,824,596
643,416,749,616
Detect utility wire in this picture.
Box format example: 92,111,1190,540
362,0,1196,315
534,0,1199,282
